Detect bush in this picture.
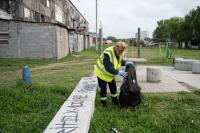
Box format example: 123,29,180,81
191,39,200,45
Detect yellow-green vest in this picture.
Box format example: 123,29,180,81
94,46,123,82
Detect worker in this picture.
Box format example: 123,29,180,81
94,41,133,107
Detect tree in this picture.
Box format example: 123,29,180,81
106,36,118,42
153,20,166,39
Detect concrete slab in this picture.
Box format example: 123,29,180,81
137,66,190,92
44,77,98,133
43,101,93,133
110,65,200,93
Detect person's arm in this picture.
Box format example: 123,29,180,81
121,58,127,66
103,54,119,74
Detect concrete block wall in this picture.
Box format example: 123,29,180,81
78,34,82,52
69,33,74,53
56,26,69,60
89,36,93,47
19,23,56,59
0,20,18,58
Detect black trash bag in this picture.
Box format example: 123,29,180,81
119,65,143,107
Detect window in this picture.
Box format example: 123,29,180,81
35,12,40,21
40,0,44,4
41,14,45,22
0,32,9,44
47,0,50,7
0,0,9,11
24,7,31,19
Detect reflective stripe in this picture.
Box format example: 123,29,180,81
111,94,117,97
99,57,103,64
104,50,114,66
101,97,107,100
96,63,115,77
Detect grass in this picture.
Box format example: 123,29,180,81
124,46,200,66
0,45,200,132
89,90,200,133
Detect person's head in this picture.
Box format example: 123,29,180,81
115,41,127,56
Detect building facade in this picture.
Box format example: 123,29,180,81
0,0,89,33
0,0,94,59
135,30,149,40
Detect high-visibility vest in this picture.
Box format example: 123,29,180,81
94,46,123,82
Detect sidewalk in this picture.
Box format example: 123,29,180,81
114,65,200,93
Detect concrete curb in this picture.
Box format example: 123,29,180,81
43,77,98,133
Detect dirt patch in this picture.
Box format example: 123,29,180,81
84,59,94,61
31,65,94,76
29,61,88,70
0,60,89,75
71,54,83,58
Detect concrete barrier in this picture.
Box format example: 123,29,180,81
192,62,200,74
173,57,183,66
147,67,163,83
175,59,200,71
43,77,98,133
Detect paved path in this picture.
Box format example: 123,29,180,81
114,65,200,93
92,65,200,93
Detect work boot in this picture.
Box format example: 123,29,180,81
111,97,120,106
101,100,107,107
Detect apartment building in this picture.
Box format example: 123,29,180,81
0,0,93,59
0,0,88,32
135,31,149,40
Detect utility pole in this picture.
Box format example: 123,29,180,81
99,21,102,55
138,28,140,58
96,0,98,50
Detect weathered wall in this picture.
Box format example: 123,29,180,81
56,26,69,60
19,22,56,59
0,20,17,58
77,34,81,52
69,33,74,53
0,20,59,59
89,36,93,47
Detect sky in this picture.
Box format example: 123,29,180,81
71,0,200,39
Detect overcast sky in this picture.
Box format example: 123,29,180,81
71,0,200,39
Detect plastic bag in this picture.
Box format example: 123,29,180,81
119,65,143,107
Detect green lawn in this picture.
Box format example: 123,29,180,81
0,46,200,132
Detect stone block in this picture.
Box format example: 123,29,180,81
147,67,163,83
173,57,183,66
192,62,200,74
175,59,200,71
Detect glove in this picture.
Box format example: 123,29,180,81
125,63,133,67
118,70,129,78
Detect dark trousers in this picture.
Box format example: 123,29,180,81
97,77,117,98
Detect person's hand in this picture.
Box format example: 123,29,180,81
125,63,133,67
118,70,129,78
